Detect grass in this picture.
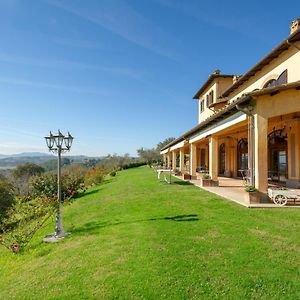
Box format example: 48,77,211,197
0,166,300,299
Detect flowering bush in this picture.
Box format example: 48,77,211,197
84,168,105,186
31,173,86,204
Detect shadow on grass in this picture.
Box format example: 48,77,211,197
75,188,102,199
71,214,199,236
161,214,198,222
159,180,193,186
172,181,193,186
74,178,116,199
100,178,115,186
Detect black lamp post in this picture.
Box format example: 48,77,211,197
44,130,74,242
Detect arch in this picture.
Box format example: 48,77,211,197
263,78,277,88
262,69,288,88
261,74,278,88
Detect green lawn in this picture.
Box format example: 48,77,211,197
1,166,300,299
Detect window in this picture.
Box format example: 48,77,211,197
205,90,214,107
276,69,288,85
200,99,204,112
263,69,288,88
264,79,277,88
237,139,248,177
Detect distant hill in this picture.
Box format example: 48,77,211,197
10,152,53,158
0,152,102,169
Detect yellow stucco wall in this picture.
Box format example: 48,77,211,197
197,82,217,123
254,89,300,119
197,77,234,123
228,41,300,102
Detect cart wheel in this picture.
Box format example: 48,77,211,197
273,194,288,206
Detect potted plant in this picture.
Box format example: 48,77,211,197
200,174,218,187
174,168,181,176
245,185,260,204
183,173,191,180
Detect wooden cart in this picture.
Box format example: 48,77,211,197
267,188,299,206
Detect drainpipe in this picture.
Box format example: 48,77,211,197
236,97,255,186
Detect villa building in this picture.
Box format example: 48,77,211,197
160,19,300,200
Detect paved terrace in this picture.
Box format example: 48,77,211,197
176,176,300,208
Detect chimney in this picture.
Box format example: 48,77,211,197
212,69,221,75
233,75,242,84
290,18,300,35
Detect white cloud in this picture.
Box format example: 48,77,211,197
0,76,110,95
46,0,180,61
0,53,142,80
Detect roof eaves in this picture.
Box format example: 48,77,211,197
160,137,185,151
221,29,300,98
249,80,300,97
192,74,236,100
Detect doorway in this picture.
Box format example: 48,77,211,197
237,138,248,177
268,129,288,183
219,143,226,175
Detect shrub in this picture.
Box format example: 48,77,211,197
0,196,54,253
63,163,88,178
31,173,85,204
84,168,105,186
0,179,15,222
121,162,146,170
110,171,116,177
245,185,257,193
202,174,210,180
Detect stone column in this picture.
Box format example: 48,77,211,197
209,136,218,182
206,144,209,170
179,149,185,174
254,114,268,192
172,151,177,171
168,152,172,169
189,143,197,177
162,154,166,167
287,119,300,187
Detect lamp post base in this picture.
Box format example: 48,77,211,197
43,232,70,243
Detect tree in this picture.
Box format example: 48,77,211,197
0,179,15,223
12,163,45,179
11,163,45,196
156,137,176,151
41,158,71,172
97,153,135,172
137,147,160,166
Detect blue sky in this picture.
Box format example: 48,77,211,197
0,0,299,156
